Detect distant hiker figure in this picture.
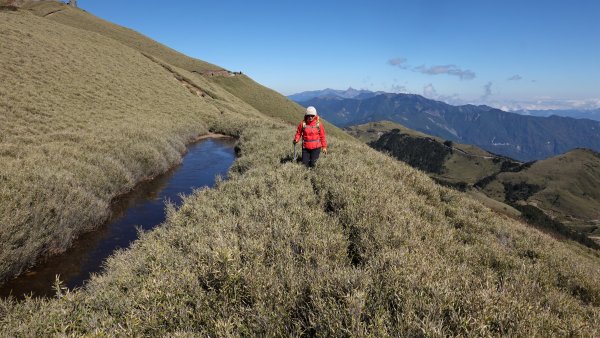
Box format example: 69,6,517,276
293,106,327,167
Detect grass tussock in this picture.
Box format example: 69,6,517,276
0,4,599,336
0,9,262,282
1,125,599,336
23,1,222,74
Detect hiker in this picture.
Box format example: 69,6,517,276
293,106,327,167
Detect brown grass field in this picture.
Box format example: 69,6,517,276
0,2,599,336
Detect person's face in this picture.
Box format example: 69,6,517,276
306,115,315,120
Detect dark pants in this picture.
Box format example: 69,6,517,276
302,148,321,167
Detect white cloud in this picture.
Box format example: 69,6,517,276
480,82,493,101
388,57,408,68
487,97,600,111
423,83,437,98
390,84,408,93
422,84,464,105
414,64,476,80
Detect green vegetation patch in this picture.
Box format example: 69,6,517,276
503,182,542,203
347,121,514,186
483,149,600,239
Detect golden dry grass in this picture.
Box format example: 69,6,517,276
0,8,261,282
1,3,599,336
23,1,222,74
208,73,353,141
2,126,599,336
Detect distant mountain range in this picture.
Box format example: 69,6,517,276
287,87,386,102
516,108,600,121
290,90,600,161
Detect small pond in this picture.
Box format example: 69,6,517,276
0,137,236,299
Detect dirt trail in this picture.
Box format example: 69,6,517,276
141,53,214,99
43,9,64,17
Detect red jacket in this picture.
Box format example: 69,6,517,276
294,116,327,150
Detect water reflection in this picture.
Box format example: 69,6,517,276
0,137,236,299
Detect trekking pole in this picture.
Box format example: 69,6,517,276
293,143,297,162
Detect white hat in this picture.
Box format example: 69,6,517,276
305,106,317,116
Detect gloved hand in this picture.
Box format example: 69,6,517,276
293,140,298,145
322,147,328,155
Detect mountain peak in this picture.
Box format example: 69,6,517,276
288,88,387,102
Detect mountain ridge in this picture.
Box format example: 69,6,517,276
296,92,600,161
516,108,600,121
288,87,386,102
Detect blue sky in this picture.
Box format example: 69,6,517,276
78,0,600,111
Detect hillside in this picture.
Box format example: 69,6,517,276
349,122,600,246
22,0,223,74
346,121,520,188
20,0,351,141
298,93,600,161
479,148,600,241
207,74,350,141
1,3,600,336
0,3,266,284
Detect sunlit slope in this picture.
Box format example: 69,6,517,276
209,73,352,140
482,149,600,236
346,120,440,143
23,1,352,140
0,8,264,283
24,1,222,73
350,122,600,244
2,127,600,336
346,120,493,157
0,4,599,336
346,121,515,185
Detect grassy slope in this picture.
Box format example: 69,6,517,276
483,149,600,235
346,121,509,185
2,126,600,336
26,2,351,141
0,4,599,336
24,1,222,74
346,121,523,218
351,122,600,242
346,120,436,143
0,7,264,282
345,120,493,157
208,74,353,141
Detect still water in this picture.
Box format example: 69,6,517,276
0,137,236,299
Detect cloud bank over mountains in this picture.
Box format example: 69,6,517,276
386,56,599,111
388,57,476,80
